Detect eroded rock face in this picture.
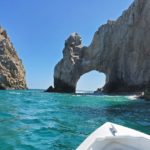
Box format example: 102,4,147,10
0,27,27,89
47,0,150,93
141,84,150,100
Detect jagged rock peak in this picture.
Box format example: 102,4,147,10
0,26,27,90
47,0,150,93
66,33,82,45
63,33,83,64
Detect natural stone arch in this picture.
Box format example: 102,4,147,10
76,70,106,92
46,33,109,93
47,0,150,93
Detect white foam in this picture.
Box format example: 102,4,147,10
127,95,138,100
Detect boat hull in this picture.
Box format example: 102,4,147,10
77,122,150,150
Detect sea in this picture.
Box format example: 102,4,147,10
0,90,150,150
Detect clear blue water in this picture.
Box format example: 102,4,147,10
0,90,150,150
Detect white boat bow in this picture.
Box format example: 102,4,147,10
77,122,150,150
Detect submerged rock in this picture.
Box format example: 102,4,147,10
141,84,150,100
143,92,150,101
0,27,27,89
47,0,150,93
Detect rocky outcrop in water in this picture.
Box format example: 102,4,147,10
141,84,150,100
0,27,27,89
47,0,150,93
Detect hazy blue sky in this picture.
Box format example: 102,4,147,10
0,0,133,90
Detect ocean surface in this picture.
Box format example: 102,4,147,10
0,90,150,150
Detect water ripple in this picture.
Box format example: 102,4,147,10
0,90,149,150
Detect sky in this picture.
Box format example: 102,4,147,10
0,0,133,90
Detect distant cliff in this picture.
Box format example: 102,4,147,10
47,0,150,93
0,27,27,89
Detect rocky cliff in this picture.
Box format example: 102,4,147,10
47,0,150,93
0,27,27,89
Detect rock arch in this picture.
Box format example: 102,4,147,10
76,71,106,92
47,0,150,93
46,33,110,93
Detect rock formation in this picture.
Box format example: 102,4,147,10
0,26,27,89
47,0,150,93
141,84,150,100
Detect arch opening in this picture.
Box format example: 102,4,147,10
76,70,106,93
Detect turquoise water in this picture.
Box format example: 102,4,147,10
0,90,150,150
